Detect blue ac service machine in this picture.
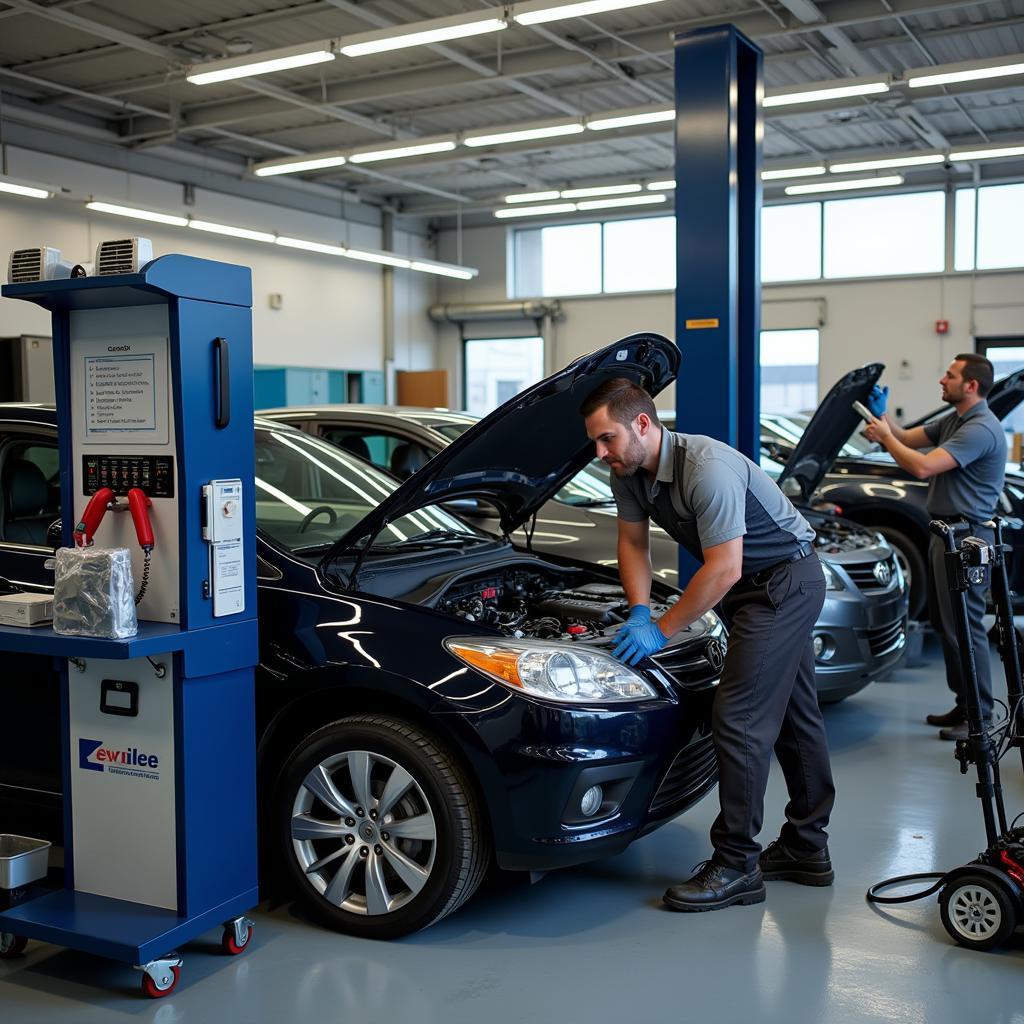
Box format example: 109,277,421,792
0,251,259,997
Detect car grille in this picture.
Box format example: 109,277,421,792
651,639,723,690
844,555,898,593
648,734,718,817
866,618,906,658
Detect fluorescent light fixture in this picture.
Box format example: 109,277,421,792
761,165,825,180
188,220,276,243
343,248,412,269
560,183,641,199
254,154,347,177
505,190,561,203
349,139,456,164
575,194,667,211
276,237,347,256
409,259,477,280
785,174,904,196
908,56,1024,89
948,144,1024,162
587,107,674,131
86,201,188,226
187,45,335,85
764,78,889,107
646,180,676,190
340,13,507,57
464,121,584,147
829,153,944,173
0,178,53,199
514,0,671,27
494,203,578,219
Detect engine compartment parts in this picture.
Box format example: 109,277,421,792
434,569,673,640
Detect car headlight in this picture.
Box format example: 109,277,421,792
822,561,843,591
444,638,660,703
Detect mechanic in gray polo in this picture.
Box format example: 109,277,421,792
865,353,1007,739
582,378,836,913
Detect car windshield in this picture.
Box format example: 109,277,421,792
254,426,489,557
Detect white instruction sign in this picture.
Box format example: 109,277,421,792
85,353,156,433
72,332,170,446
212,541,244,616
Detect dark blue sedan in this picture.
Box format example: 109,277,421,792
0,335,722,939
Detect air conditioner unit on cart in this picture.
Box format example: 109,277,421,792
7,247,73,285
95,237,154,276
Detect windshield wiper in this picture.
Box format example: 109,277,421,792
369,528,492,552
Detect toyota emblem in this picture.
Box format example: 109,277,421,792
705,639,724,672
873,561,892,587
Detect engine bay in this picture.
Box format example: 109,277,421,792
431,565,674,640
807,510,882,556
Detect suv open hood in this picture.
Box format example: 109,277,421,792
331,334,679,551
905,366,1024,429
776,362,884,502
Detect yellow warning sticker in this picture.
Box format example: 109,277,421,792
685,318,720,330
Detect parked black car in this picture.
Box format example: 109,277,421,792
272,378,908,704
761,367,1024,619
0,336,724,940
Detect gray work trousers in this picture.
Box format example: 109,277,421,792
927,527,994,722
711,552,835,873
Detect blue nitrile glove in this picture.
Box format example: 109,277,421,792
612,620,668,666
866,384,889,418
627,604,651,626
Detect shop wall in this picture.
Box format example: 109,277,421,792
0,147,437,375
436,221,1024,420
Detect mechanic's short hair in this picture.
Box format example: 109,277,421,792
580,378,660,427
955,353,995,397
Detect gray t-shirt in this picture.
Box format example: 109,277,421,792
611,429,815,574
922,400,1006,520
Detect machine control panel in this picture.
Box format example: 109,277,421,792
82,454,175,498
202,478,244,617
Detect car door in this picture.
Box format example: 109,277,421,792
0,423,63,804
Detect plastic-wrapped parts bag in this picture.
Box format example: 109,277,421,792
53,547,138,639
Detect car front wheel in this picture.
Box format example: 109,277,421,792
275,715,490,939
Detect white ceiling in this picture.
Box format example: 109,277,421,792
1,0,1023,225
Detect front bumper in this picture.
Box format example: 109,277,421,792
810,580,908,701
447,656,719,873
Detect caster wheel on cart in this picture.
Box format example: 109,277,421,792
221,922,253,955
939,874,1018,951
141,965,180,998
0,933,27,959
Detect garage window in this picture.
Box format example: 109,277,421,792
823,190,945,279
760,329,819,414
762,202,821,281
955,183,1024,271
464,336,545,416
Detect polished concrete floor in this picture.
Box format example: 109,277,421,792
3,634,1023,1024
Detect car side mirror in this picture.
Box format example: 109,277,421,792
46,519,62,548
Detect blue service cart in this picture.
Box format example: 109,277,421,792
0,255,259,997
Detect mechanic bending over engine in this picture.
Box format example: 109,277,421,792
863,355,1006,741
581,379,836,913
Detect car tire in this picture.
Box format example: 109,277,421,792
876,526,927,620
275,715,490,940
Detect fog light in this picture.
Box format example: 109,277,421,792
580,785,603,817
813,634,836,661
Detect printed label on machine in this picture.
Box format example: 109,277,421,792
204,479,245,617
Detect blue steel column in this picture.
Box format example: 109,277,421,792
673,24,763,584
673,25,763,455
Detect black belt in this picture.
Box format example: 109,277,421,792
744,542,814,585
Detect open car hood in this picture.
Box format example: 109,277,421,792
331,333,679,551
905,366,1024,429
776,362,885,502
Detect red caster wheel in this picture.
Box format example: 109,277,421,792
141,965,180,998
221,920,253,955
0,933,27,959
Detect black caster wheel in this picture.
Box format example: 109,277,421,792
939,874,1018,951
141,965,180,998
0,933,27,959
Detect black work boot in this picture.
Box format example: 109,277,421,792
759,839,834,886
926,706,965,727
663,861,766,912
